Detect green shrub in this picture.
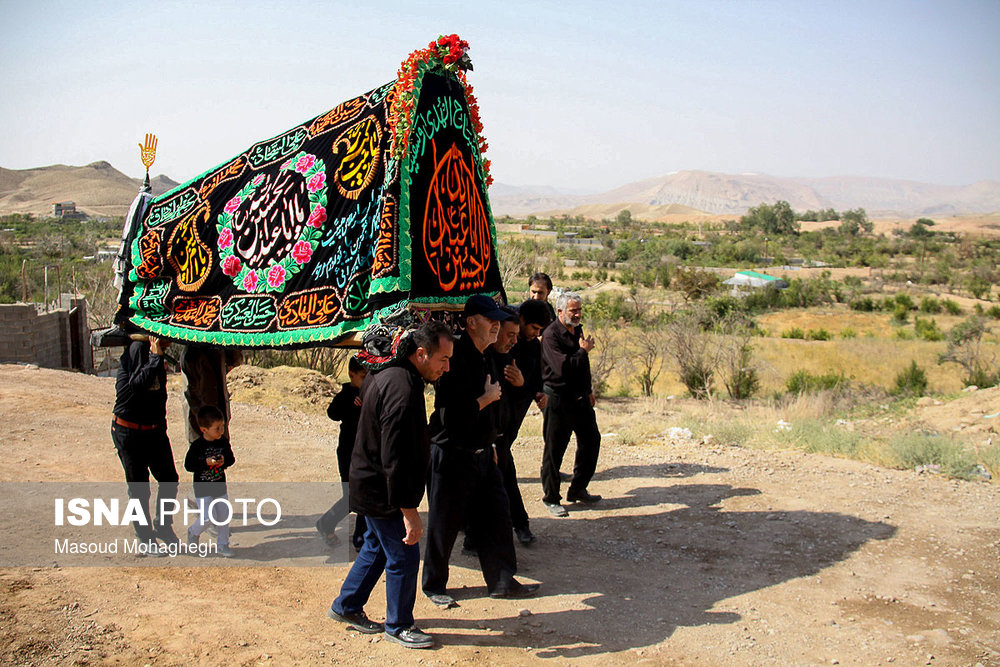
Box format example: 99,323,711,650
881,296,897,311
894,293,915,310
850,296,876,312
806,328,832,341
913,317,944,342
893,360,928,396
887,433,979,480
919,296,942,313
786,370,846,394
942,299,962,315
840,327,858,339
782,327,805,339
893,328,914,340
986,305,1000,320
892,303,910,324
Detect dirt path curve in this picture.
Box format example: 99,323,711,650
1,365,998,666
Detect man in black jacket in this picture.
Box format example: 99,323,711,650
540,291,602,518
422,295,540,607
328,322,452,650
111,335,179,554
489,300,551,545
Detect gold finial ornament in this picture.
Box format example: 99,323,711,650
139,133,157,172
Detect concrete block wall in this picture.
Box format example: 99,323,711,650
0,296,91,371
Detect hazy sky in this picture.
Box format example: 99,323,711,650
1,0,998,192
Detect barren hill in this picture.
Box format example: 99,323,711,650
490,170,1000,219
0,162,177,218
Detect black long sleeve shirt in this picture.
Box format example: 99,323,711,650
327,382,361,480
349,360,430,518
113,340,168,426
429,333,499,452
184,436,236,498
541,319,593,399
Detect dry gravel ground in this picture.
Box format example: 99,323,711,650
1,364,998,666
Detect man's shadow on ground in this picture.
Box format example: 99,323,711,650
420,481,895,658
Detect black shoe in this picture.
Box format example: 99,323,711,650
384,626,434,649
514,526,536,545
566,489,602,504
490,582,540,599
316,519,338,548
327,607,383,634
425,592,457,608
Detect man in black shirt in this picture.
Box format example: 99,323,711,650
111,335,179,553
540,292,602,518
422,295,541,607
328,321,452,649
489,300,551,545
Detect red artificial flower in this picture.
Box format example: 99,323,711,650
224,196,241,214
267,264,286,288
243,271,258,292
221,254,241,277
295,154,316,174
291,240,313,264
307,172,326,193
217,227,233,249
307,205,327,228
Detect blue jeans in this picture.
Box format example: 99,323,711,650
331,514,419,634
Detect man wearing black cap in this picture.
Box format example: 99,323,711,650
422,295,541,606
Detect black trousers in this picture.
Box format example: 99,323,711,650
494,399,532,530
540,393,601,504
422,445,518,596
317,482,367,543
110,420,179,540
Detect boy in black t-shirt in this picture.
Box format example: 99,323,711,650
185,406,236,557
318,356,368,549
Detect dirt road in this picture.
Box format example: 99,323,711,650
1,364,997,665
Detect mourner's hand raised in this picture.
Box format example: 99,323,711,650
580,334,595,353
504,360,524,387
401,508,422,545
479,375,501,408
149,336,169,355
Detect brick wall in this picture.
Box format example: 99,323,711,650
0,296,92,372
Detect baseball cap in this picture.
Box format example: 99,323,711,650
464,294,513,321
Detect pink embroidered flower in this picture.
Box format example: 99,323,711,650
267,263,287,288
281,159,293,170
217,227,233,249
291,240,313,265
295,154,316,174
224,196,242,214
252,174,265,186
307,172,326,193
242,271,258,292
306,205,327,228
221,254,241,277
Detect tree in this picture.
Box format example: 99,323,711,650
939,316,998,387
664,309,719,399
741,201,799,235
839,208,872,236
672,267,720,302
616,209,633,232
627,327,669,397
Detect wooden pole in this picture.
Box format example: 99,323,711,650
21,259,27,302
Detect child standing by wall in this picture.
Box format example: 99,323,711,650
185,405,236,557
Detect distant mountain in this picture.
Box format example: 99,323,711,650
0,161,177,218
490,170,1000,219
3,162,997,220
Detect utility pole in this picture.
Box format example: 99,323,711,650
21,259,27,302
